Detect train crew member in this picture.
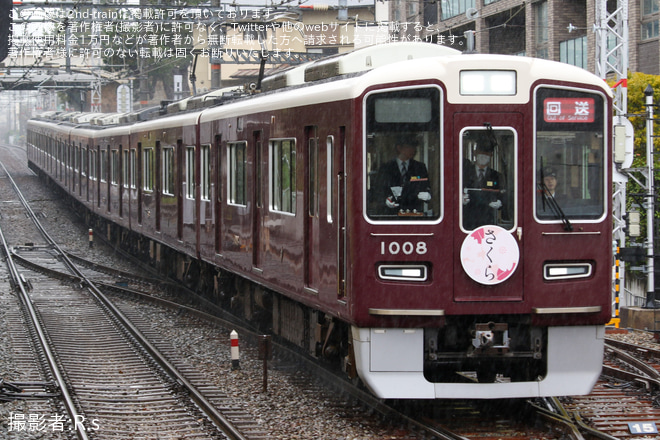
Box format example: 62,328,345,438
462,142,504,229
373,137,431,216
540,167,561,198
537,166,568,215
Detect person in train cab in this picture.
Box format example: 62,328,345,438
374,137,431,216
541,167,560,197
462,142,504,229
537,166,568,215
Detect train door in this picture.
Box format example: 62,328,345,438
252,130,263,270
155,141,161,231
305,126,320,291
119,145,124,218
137,142,143,225
176,140,183,239
454,113,523,301
97,146,103,209
333,130,347,299
214,135,222,254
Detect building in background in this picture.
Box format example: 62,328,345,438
389,0,660,76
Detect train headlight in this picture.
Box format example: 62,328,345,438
543,262,592,280
378,264,428,282
460,70,517,96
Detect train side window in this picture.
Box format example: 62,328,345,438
364,86,442,223
327,135,334,224
215,135,222,203
308,133,318,217
270,138,297,214
74,145,80,172
122,150,129,188
90,149,97,181
534,87,606,221
201,144,210,201
82,146,88,177
111,149,119,185
130,149,137,189
185,146,195,199
162,146,175,196
143,148,154,191
100,148,108,183
228,141,247,206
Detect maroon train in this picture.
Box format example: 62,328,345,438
27,42,613,399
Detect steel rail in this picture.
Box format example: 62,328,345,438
1,161,249,440
0,209,90,440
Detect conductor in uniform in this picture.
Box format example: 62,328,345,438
463,143,504,229
373,137,431,216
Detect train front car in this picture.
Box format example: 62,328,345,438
353,54,612,399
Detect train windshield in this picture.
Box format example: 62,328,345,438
364,86,442,223
460,127,516,231
535,87,606,221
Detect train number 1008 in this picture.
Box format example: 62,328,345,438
380,241,428,256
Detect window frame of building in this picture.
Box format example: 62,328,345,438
560,36,587,68
441,0,475,21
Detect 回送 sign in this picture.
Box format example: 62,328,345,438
544,98,595,123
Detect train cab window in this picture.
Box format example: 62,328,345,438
270,139,297,214
534,87,606,221
460,127,516,231
364,87,442,222
228,141,247,206
162,146,175,196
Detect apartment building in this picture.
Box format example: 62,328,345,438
389,0,660,76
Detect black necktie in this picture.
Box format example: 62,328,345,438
478,169,485,186
401,162,408,183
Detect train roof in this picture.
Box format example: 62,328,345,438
31,43,612,133
262,42,459,91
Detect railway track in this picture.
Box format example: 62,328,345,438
549,336,660,440
0,158,267,439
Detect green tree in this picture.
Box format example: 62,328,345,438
613,72,660,243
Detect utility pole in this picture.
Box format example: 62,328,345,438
210,0,222,90
90,0,102,112
645,85,656,307
595,0,635,314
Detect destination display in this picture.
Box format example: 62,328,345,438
543,97,595,123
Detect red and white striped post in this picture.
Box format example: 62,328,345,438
88,229,93,248
230,330,240,370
